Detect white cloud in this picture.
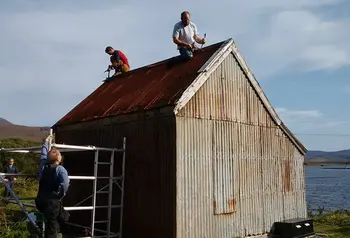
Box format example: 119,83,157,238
250,9,350,76
276,107,347,132
276,107,323,119
1,0,350,127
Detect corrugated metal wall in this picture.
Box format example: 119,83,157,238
55,116,177,238
176,53,307,238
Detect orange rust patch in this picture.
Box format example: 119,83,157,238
228,199,236,210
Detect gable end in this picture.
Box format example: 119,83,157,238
174,39,307,155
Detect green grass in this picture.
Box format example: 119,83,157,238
0,178,39,238
311,210,350,237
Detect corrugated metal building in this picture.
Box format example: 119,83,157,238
53,38,308,238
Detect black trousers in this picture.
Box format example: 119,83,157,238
35,198,69,238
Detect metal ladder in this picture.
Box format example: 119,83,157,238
90,140,126,238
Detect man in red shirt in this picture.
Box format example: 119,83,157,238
105,46,130,76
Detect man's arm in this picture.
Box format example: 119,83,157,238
38,140,49,181
194,34,205,44
2,166,8,182
192,23,205,44
56,166,70,198
112,51,121,62
172,24,191,48
173,37,190,48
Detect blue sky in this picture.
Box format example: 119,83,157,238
0,0,349,151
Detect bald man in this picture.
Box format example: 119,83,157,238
35,135,70,238
172,11,206,60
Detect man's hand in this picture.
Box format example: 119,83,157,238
45,135,52,142
13,178,17,181
105,65,114,72
201,37,206,44
185,43,193,49
173,37,192,49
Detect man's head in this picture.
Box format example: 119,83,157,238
105,46,115,55
48,147,62,165
181,11,190,26
8,158,14,165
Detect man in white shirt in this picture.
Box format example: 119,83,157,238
172,11,206,60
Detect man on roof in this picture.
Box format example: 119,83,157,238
172,11,206,60
105,46,130,76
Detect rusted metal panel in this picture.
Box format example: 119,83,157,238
213,121,236,215
55,116,177,238
175,53,306,237
54,42,225,127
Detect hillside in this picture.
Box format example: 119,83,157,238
0,117,49,142
0,118,12,125
305,149,350,164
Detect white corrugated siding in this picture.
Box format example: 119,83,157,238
176,54,307,238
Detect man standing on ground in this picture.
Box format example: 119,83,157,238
172,11,206,60
35,135,70,238
105,46,130,76
2,158,18,198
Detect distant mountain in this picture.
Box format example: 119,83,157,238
305,149,350,164
0,117,12,125
0,117,50,142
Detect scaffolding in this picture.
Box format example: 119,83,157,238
0,131,126,238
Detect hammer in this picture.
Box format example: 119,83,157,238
104,66,112,78
201,33,207,49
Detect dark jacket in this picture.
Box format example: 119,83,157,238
2,165,18,182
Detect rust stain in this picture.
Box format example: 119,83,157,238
213,200,217,210
54,41,226,127
228,199,236,211
284,160,292,192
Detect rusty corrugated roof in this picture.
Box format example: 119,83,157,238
55,41,225,126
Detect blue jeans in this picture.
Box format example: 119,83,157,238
3,181,13,197
179,47,193,60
